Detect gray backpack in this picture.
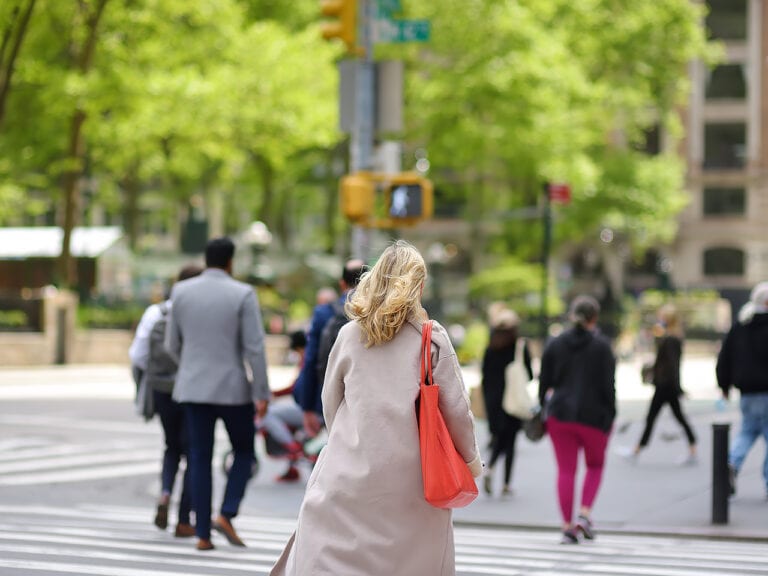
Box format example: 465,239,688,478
145,302,177,393
315,300,348,385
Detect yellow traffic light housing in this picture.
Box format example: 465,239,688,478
340,172,374,222
385,173,433,222
320,0,357,52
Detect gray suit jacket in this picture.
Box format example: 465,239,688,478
165,268,270,405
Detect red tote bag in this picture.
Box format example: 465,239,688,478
418,321,478,508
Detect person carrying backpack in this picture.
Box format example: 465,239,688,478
294,259,365,437
129,264,202,537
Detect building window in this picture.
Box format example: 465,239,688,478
703,247,745,276
706,0,747,41
703,187,746,216
633,124,661,156
705,64,747,99
704,123,746,169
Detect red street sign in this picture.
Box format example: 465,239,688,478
547,183,571,204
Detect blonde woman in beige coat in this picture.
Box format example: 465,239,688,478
270,240,482,576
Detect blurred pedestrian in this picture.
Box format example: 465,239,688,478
261,330,308,482
716,281,768,498
165,237,271,551
539,295,616,544
481,306,533,496
129,264,202,537
621,304,697,464
270,240,482,576
315,286,337,306
293,259,364,438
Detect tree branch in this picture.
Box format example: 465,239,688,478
0,0,36,131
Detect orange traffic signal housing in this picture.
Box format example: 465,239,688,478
320,0,357,52
340,172,375,222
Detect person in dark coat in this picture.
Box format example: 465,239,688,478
539,295,616,544
716,281,768,498
481,306,533,496
623,304,697,464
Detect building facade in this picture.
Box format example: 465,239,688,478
672,0,768,308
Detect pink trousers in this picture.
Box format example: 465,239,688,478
547,416,610,524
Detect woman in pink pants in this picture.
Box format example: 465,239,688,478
538,295,616,544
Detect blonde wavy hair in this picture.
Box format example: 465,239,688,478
346,240,428,347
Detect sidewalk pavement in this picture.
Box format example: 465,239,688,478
0,357,765,540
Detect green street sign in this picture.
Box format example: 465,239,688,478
377,0,402,17
375,18,431,44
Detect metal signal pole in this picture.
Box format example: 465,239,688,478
350,0,375,261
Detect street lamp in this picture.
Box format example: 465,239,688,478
243,221,272,284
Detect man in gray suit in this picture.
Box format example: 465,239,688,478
165,237,270,551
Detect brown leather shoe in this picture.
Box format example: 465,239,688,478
153,503,168,530
196,538,215,551
174,523,196,538
213,515,246,547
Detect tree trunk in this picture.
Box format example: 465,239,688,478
254,153,274,231
323,144,345,254
121,165,140,251
58,0,109,288
0,0,36,132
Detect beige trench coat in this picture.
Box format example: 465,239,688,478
270,317,482,576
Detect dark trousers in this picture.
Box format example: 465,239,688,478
639,387,696,448
184,402,255,540
488,417,522,486
154,390,192,525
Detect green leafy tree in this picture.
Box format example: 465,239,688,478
394,0,712,299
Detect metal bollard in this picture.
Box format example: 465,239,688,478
712,423,730,525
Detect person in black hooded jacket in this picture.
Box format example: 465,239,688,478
539,295,616,544
716,281,768,498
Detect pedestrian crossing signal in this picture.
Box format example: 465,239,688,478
385,174,433,221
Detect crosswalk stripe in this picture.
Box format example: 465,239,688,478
0,448,159,474
0,414,158,435
0,504,766,576
0,461,161,485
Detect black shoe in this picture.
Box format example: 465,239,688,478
560,528,579,545
575,515,595,540
154,503,168,530
483,475,492,496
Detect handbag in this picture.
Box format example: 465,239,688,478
501,338,533,419
418,320,478,509
523,405,546,442
135,374,155,421
640,361,654,385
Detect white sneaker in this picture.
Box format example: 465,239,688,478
615,446,638,462
679,453,698,466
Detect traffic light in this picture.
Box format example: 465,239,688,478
385,173,433,221
340,172,374,222
320,0,357,52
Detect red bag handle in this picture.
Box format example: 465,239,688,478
420,320,434,386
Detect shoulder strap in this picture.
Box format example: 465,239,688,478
420,321,434,386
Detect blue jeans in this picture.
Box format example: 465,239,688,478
184,402,256,540
154,390,192,524
729,392,768,490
